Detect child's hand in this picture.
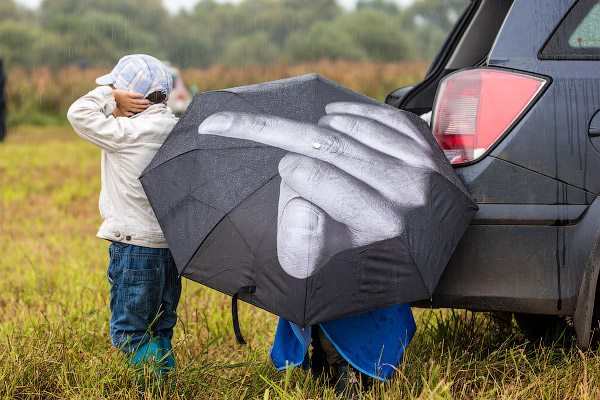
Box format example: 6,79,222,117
112,89,150,117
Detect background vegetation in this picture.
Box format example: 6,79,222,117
0,0,467,70
1,126,600,399
4,60,428,126
0,0,467,127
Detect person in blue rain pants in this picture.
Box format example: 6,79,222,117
271,304,416,398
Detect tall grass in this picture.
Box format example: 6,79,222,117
180,60,428,101
4,61,428,127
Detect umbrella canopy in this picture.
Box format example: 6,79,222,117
140,74,477,329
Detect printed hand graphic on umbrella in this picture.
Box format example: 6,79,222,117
199,102,442,279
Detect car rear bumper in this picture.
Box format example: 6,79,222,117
416,159,600,316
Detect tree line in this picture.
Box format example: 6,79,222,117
0,0,467,70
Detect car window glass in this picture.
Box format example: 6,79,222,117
539,0,600,60
568,3,600,48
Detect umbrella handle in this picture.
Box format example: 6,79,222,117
232,285,256,345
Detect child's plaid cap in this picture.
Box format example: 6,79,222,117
96,54,173,101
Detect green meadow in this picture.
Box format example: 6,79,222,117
2,126,600,399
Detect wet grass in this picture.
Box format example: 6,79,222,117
2,126,600,399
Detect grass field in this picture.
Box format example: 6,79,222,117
2,124,600,399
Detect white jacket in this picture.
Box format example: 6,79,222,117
67,86,178,248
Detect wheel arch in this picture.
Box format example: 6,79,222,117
573,221,600,350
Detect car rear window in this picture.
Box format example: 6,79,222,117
540,0,600,60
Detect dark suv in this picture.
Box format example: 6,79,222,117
386,0,600,348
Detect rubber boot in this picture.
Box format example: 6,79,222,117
129,338,163,388
130,338,161,368
332,363,361,399
159,337,176,375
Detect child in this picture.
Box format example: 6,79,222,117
67,54,181,378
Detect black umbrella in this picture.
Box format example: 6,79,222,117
140,74,477,342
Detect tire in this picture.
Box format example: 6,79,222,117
589,282,600,347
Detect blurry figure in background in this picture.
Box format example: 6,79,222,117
0,57,6,141
67,54,181,385
163,61,192,117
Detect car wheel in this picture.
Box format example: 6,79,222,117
513,313,571,345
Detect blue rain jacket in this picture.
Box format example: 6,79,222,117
270,303,416,381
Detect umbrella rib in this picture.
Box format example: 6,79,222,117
190,267,239,285
241,174,282,274
157,195,225,225
401,234,431,297
158,195,227,279
431,170,478,208
156,161,279,221
188,166,268,202
178,173,281,279
227,217,257,274
197,144,275,151
208,90,275,118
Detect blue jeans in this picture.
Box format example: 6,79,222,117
107,242,182,352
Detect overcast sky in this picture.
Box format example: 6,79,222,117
15,0,415,14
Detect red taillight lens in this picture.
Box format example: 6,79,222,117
432,69,546,164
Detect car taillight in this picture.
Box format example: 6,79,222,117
431,69,546,164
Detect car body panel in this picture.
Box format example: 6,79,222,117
488,0,576,67
490,75,600,194
422,195,600,316
487,0,600,193
457,156,593,204
399,0,600,320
